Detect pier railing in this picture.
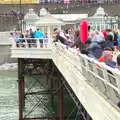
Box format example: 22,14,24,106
10,38,51,48
11,40,120,119
11,39,120,107
10,38,52,58
52,42,120,109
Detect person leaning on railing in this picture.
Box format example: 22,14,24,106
13,32,21,47
35,28,44,48
52,29,69,46
98,47,112,62
68,30,85,51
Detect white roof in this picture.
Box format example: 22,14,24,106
51,14,88,21
36,15,64,25
93,6,107,17
40,7,47,16
24,8,40,20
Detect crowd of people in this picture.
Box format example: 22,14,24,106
10,27,120,70
52,28,120,70
9,28,48,48
39,0,120,4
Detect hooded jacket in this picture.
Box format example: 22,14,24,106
86,41,103,59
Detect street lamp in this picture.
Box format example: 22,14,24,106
115,13,120,29
115,13,118,21
76,19,79,29
104,13,108,23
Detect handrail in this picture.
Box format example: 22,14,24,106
10,40,120,107
53,42,120,107
10,38,51,48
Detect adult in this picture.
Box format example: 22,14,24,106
102,51,116,68
35,28,44,47
98,47,112,62
70,30,85,51
52,29,69,45
105,35,114,51
85,39,103,59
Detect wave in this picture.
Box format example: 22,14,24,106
0,63,18,71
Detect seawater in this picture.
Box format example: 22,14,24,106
0,63,77,120
0,63,18,120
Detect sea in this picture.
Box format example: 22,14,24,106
0,63,77,120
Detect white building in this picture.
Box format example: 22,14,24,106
24,8,88,31
87,6,118,31
24,8,40,31
36,14,64,39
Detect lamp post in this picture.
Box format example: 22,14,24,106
76,19,79,29
104,13,108,24
115,13,120,29
104,13,120,29
104,13,114,29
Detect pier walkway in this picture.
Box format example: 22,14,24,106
11,38,120,120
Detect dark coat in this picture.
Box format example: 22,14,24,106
98,40,114,51
70,36,85,51
86,42,103,59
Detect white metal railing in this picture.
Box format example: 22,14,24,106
10,38,51,48
10,38,120,108
53,42,120,108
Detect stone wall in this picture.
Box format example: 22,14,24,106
0,15,18,31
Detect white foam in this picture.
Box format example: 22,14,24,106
0,63,18,71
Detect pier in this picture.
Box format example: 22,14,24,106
11,39,120,120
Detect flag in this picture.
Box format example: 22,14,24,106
64,0,70,4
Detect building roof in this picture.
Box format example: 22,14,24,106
51,14,88,21
24,8,40,20
36,14,64,25
40,7,47,16
93,6,107,17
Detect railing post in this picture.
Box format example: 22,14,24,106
58,80,64,120
11,38,16,48
25,38,28,48
37,38,40,48
115,70,120,95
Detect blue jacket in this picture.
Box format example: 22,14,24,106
105,61,116,68
118,34,120,47
98,40,114,51
35,31,44,38
30,32,35,38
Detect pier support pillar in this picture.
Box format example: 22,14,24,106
18,58,24,120
50,78,54,106
58,80,64,120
